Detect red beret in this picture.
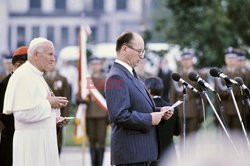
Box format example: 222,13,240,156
13,46,28,57
12,46,28,64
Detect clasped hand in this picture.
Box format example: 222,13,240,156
47,93,69,109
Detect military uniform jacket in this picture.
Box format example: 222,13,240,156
86,73,107,118
214,67,244,115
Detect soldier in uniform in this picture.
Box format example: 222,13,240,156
158,58,172,102
86,57,108,166
170,51,203,136
235,49,250,131
235,48,250,89
214,47,243,131
44,65,71,154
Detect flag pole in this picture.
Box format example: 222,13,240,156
75,25,90,166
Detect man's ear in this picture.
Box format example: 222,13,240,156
121,45,127,53
34,50,40,58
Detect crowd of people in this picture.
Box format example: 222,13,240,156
0,30,250,166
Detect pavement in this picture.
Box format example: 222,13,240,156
60,146,110,166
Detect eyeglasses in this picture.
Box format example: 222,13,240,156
124,44,145,58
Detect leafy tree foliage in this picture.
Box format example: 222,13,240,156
149,0,250,67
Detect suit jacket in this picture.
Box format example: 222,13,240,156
0,74,14,166
105,62,158,165
153,97,180,158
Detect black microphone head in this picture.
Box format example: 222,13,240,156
172,73,181,82
234,77,244,86
188,72,198,82
209,68,221,77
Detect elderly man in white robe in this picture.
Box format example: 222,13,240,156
3,37,69,166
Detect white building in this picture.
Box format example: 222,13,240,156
0,0,153,54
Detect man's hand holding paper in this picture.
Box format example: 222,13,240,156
160,100,183,120
160,106,174,120
170,100,183,110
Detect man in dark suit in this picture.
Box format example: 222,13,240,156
0,46,28,166
105,31,173,166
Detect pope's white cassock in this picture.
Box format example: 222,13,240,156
3,61,60,166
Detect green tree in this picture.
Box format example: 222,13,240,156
149,0,250,67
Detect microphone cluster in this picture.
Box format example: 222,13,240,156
171,68,250,97
172,73,199,93
171,68,250,149
188,72,215,92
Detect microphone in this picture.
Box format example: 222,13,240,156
209,68,238,85
172,73,199,93
234,77,250,97
188,72,215,92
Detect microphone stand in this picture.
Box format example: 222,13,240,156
182,85,187,158
203,92,240,155
227,83,250,147
214,92,228,129
199,88,207,132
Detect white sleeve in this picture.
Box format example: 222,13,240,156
14,99,52,123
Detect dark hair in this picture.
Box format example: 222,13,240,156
12,54,27,64
116,32,134,52
145,77,164,96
